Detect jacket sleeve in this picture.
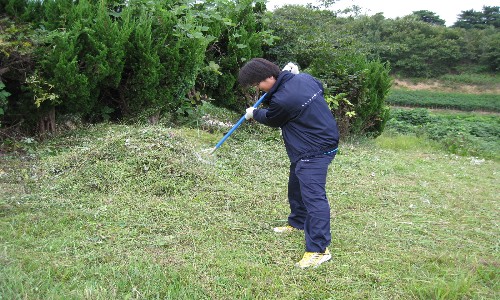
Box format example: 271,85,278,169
252,102,292,128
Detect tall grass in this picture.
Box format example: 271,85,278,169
1,119,499,299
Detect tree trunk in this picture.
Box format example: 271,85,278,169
148,112,160,125
38,107,56,136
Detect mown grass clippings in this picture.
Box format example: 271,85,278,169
1,118,499,299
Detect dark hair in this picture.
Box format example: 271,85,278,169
238,58,280,87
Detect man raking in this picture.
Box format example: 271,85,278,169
238,58,340,269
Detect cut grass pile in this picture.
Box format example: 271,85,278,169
1,120,499,299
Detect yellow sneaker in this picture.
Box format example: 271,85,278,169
273,225,299,233
295,248,331,269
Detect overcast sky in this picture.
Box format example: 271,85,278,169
266,0,499,26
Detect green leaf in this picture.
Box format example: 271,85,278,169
191,32,204,39
0,90,10,98
108,11,122,18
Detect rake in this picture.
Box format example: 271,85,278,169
202,92,267,155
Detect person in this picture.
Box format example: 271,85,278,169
238,58,340,269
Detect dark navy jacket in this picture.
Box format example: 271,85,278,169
253,71,339,162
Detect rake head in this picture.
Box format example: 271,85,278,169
194,147,217,165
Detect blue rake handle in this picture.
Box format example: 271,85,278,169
209,93,267,154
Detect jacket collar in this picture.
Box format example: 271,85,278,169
264,71,295,101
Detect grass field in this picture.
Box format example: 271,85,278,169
1,116,499,299
385,74,499,160
385,90,500,112
394,74,500,94
385,108,500,160
389,74,500,112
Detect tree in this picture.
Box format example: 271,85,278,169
411,10,445,26
483,6,500,28
195,0,275,109
266,4,339,69
454,6,499,29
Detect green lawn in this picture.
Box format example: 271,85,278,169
1,120,498,299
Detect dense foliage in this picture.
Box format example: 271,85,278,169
0,1,498,138
268,5,392,137
347,14,499,76
267,4,498,135
387,108,500,160
0,15,36,126
0,0,268,132
193,0,272,109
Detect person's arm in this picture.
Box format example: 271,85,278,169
252,102,292,128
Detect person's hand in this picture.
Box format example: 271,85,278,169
245,107,255,120
282,62,299,74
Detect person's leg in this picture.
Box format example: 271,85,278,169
287,162,307,230
295,154,334,253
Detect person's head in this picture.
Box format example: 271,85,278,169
238,58,280,92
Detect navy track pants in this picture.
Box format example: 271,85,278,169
287,153,335,253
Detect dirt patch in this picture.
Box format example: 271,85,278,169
393,79,500,94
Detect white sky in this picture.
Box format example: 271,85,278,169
266,0,500,26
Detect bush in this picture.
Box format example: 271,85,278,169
39,0,128,117
196,0,272,110
309,55,392,137
389,108,433,126
1,0,272,133
269,5,392,138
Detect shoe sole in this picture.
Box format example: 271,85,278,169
273,227,298,233
313,254,331,268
